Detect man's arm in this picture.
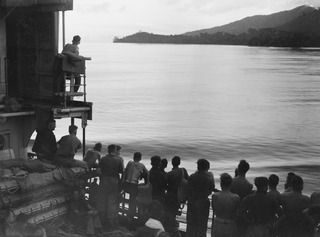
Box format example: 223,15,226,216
62,44,91,61
142,166,149,184
123,162,130,182
62,51,83,61
118,157,125,175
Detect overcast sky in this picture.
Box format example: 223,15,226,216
64,0,320,43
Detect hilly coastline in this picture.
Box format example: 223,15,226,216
114,5,320,47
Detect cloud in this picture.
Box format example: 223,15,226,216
64,0,320,43
74,0,111,13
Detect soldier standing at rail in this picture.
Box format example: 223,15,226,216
211,173,240,237
230,160,253,200
150,156,167,203
123,152,148,225
99,144,124,229
164,156,188,236
238,176,281,237
84,142,102,169
186,159,215,237
277,175,312,237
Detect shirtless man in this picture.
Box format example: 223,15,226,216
230,160,253,200
277,175,312,237
211,173,240,237
239,176,281,237
267,174,281,203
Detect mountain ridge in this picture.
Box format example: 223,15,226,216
184,5,317,36
114,5,320,47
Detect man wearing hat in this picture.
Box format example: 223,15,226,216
98,144,124,229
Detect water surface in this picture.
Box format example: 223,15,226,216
54,43,320,193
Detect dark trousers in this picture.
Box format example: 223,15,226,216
73,74,81,92
186,198,210,237
164,193,180,232
123,182,139,220
66,72,81,92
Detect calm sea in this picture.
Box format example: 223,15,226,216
53,43,320,193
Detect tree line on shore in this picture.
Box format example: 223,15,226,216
113,29,320,47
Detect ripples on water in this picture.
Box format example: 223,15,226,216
57,43,320,193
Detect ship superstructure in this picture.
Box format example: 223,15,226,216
0,0,92,160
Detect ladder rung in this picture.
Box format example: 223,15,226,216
54,92,84,97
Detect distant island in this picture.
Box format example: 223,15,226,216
114,5,320,47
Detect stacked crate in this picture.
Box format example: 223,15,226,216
0,159,86,226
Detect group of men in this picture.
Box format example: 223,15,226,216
32,125,320,237
210,160,320,237
32,119,81,165
95,151,216,237
100,153,320,237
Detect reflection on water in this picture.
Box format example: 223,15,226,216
60,43,320,194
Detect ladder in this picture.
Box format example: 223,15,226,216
55,54,89,107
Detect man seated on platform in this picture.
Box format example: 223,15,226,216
55,125,82,166
62,35,90,92
32,119,57,161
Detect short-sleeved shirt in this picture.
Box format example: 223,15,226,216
188,171,215,201
230,176,253,199
56,134,81,159
125,160,148,184
99,154,124,179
